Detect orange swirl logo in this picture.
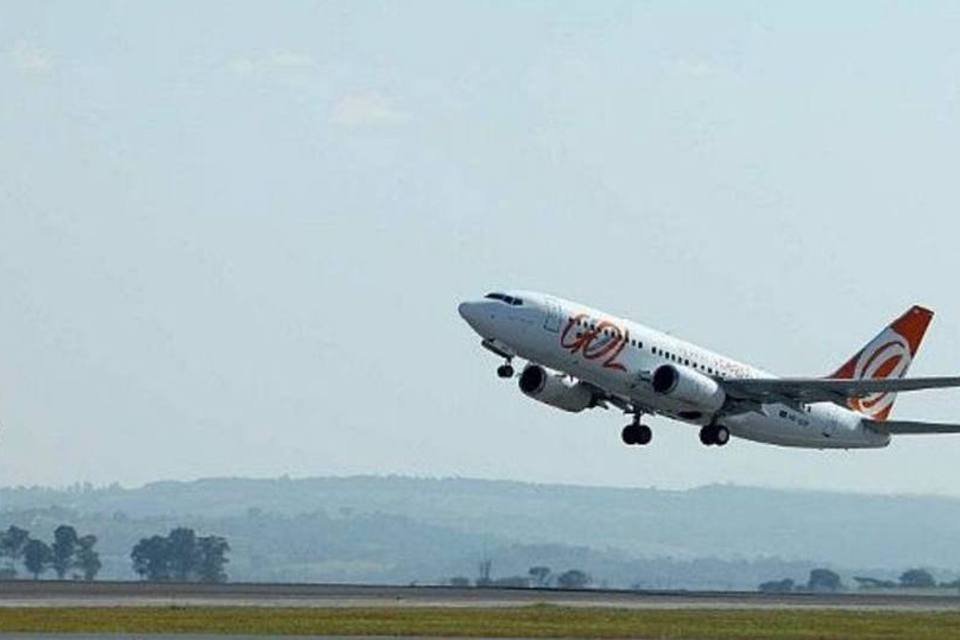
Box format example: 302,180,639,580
847,329,912,418
560,313,628,371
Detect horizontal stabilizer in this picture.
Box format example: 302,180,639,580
866,419,960,435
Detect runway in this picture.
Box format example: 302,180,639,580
1,637,463,640
1,581,959,611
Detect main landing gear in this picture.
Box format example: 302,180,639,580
621,415,652,447
699,424,730,447
496,361,515,379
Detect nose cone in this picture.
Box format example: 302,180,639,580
458,300,486,335
458,301,480,325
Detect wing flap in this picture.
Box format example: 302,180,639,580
723,376,960,405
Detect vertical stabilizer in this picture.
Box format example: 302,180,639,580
829,306,934,421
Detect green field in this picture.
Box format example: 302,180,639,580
0,606,959,639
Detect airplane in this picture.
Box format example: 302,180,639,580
458,291,960,449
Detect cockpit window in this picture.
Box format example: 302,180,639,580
484,292,524,306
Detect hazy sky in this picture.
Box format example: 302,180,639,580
2,2,960,494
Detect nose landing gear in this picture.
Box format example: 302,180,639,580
699,424,730,447
481,340,516,379
621,414,652,446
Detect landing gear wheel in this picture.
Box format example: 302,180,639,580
699,425,730,447
496,364,514,379
699,425,716,446
635,425,652,445
622,424,652,446
714,426,730,447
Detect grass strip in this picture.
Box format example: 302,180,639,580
0,605,959,639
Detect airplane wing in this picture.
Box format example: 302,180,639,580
722,376,960,405
866,419,960,434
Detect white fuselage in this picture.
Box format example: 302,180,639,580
459,291,890,449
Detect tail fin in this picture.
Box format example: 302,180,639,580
829,305,934,421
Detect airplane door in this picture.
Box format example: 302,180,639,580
543,301,563,333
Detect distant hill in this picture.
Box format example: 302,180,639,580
2,477,959,587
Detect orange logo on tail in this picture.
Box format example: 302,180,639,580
831,306,933,421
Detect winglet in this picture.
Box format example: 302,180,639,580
829,305,934,421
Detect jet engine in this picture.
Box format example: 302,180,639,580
518,365,595,413
651,364,726,413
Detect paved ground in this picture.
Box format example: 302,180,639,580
1,581,959,611
0,637,494,640
0,637,417,640
0,637,486,640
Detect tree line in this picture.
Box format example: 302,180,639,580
449,563,592,589
0,524,101,580
2,524,230,583
759,567,960,593
131,527,230,583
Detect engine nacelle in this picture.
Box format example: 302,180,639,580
518,365,594,413
651,364,726,413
